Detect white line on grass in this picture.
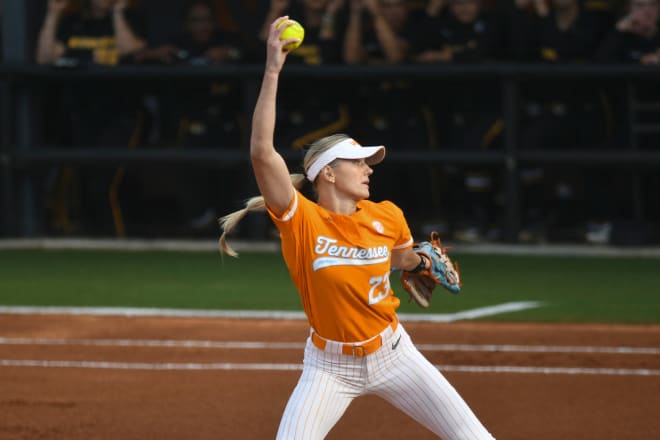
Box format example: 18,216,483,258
0,301,542,323
1,359,659,376
436,365,660,376
0,306,308,320
3,238,660,257
1,337,658,355
416,343,660,355
400,302,543,322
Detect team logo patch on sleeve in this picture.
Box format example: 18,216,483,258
372,221,384,234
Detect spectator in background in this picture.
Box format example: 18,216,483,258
596,0,660,64
35,0,149,237
215,0,271,61
424,0,450,20
412,0,503,63
594,0,660,149
137,0,243,65
594,0,660,242
508,0,614,243
34,0,148,146
134,0,248,235
343,0,414,64
508,0,606,62
136,0,244,149
411,0,505,242
36,0,146,66
341,0,427,139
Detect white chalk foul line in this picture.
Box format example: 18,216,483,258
1,337,658,355
436,365,660,376
1,359,659,376
0,338,303,350
0,301,543,323
0,360,301,371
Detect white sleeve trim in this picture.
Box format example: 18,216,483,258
392,237,413,250
280,192,299,222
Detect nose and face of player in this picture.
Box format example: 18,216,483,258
324,158,374,202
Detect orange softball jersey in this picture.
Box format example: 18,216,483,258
267,190,414,342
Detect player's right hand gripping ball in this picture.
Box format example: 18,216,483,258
400,232,462,308
277,19,305,51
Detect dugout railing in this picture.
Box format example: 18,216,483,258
1,64,660,241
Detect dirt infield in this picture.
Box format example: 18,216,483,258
1,314,660,439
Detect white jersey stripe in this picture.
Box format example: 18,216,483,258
312,255,389,271
280,191,298,222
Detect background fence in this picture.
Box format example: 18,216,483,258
1,63,659,243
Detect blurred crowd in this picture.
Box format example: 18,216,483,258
25,0,660,243
32,0,660,66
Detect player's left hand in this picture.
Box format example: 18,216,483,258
401,270,436,308
400,231,461,308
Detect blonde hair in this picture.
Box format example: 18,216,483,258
219,134,351,257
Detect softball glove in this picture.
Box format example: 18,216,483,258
400,231,462,308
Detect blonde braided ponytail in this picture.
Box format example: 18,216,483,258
219,174,306,256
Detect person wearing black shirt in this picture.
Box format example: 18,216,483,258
508,0,614,242
138,0,243,66
36,0,146,66
412,0,503,63
594,0,660,239
594,0,660,146
596,0,660,64
134,0,248,234
410,0,505,242
344,0,417,64
35,0,147,236
136,0,245,149
509,0,605,62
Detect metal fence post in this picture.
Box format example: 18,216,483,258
0,79,13,236
502,75,521,243
3,0,38,237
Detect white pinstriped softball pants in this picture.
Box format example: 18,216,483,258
276,323,495,439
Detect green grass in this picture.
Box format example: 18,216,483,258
1,250,659,324
0,250,297,310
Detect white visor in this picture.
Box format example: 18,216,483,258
306,138,386,182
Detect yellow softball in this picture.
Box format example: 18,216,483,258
277,19,305,51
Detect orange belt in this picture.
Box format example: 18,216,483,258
310,317,398,357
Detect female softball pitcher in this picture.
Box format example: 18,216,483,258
219,16,495,440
